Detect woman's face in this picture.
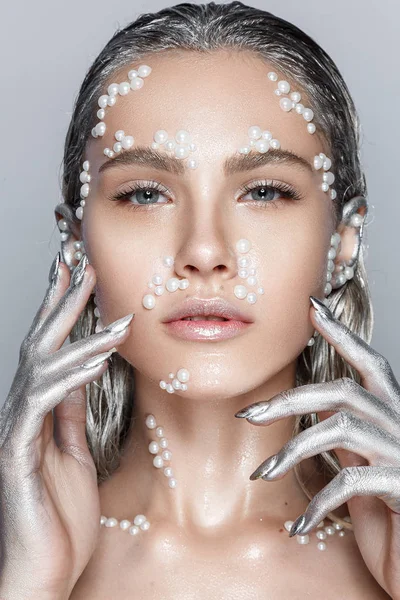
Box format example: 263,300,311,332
82,49,336,401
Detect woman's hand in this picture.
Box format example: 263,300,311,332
0,253,134,599
235,295,400,600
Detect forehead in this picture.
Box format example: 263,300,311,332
87,49,328,171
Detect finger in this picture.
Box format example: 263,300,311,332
289,465,400,537
46,313,135,374
309,296,400,403
245,378,400,438
249,411,400,481
4,350,114,460
33,254,97,355
20,253,69,352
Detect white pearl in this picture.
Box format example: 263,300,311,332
297,534,309,545
333,522,343,530
284,520,294,532
335,273,346,286
181,383,188,391
138,64,151,77
328,248,336,260
338,530,346,537
163,256,174,267
114,130,125,141
95,122,106,136
324,526,335,535
254,139,269,153
107,96,116,107
317,542,327,551
189,143,196,151
74,251,82,261
152,274,163,285
169,373,174,379
60,232,68,241
156,426,164,437
247,276,257,286
130,77,144,90
113,142,122,153
319,153,326,160
118,82,130,95
326,272,332,282
80,183,90,198
162,450,172,461
83,160,90,171
290,91,301,103
133,514,146,526
249,268,256,275
262,130,273,141
105,518,118,527
148,282,154,289
344,266,354,280
321,182,329,193
176,368,189,383
267,72,278,81
278,80,290,94
295,103,304,114
159,380,166,389
236,238,251,253
159,438,168,449
97,109,105,120
234,285,247,299
257,287,265,294
79,171,90,183
164,467,173,477
314,155,323,170
142,294,156,309
178,279,189,290
145,415,157,429
172,378,181,390
246,292,257,304
269,138,280,150
166,384,174,394
239,146,251,154
303,108,314,122
330,189,337,200
154,129,168,144
154,286,165,296
323,157,332,171
324,283,332,296
58,219,68,231
168,478,177,488
75,207,83,220
98,95,108,108
350,213,363,227
175,145,190,159
238,257,249,268
248,126,263,140
153,455,164,468
238,269,248,279
279,97,294,112
140,520,151,531
100,515,107,525
331,233,341,247
128,69,138,79
148,441,159,454
307,123,316,134
187,159,198,169
322,172,335,185
120,519,131,530
107,83,119,96
165,140,175,151
175,130,191,144
129,525,140,535
166,278,180,292
316,530,327,540
122,136,134,149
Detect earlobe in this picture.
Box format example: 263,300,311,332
54,202,84,271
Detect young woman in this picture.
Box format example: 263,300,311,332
1,2,399,598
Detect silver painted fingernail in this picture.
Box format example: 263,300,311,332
48,251,61,284
309,296,332,319
104,313,135,333
70,254,89,288
81,349,114,369
289,514,306,537
250,454,278,480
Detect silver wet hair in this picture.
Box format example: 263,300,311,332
59,1,372,530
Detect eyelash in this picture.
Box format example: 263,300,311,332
107,178,304,210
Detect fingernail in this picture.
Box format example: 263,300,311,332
235,403,269,419
250,454,278,480
309,296,332,319
70,254,89,287
48,251,61,284
81,349,114,369
289,514,306,537
104,313,135,334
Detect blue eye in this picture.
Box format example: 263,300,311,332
108,178,303,210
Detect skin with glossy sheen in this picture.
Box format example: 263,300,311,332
0,49,396,599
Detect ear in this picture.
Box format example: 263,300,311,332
331,195,368,287
54,202,84,272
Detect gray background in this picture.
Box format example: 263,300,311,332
1,0,398,403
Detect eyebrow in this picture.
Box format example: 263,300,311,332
98,145,314,176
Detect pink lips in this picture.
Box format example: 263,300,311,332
163,318,252,340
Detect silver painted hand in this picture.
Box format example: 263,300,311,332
0,253,134,599
236,296,400,599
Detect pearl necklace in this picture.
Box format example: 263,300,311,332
99,413,352,550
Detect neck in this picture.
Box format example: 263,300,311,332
99,359,315,531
